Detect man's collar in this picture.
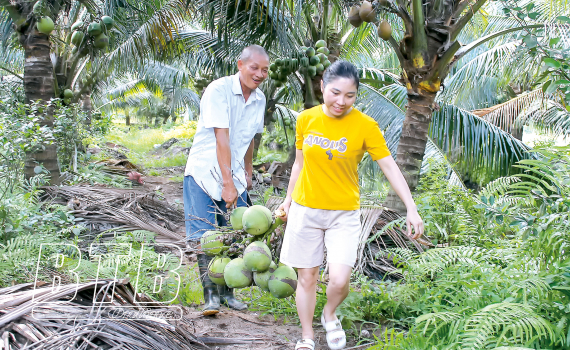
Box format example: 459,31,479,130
232,73,261,101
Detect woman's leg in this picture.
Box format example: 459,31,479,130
296,266,320,340
323,263,352,322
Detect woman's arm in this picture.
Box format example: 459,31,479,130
376,156,424,239
278,149,304,220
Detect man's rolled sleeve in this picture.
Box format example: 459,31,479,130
201,84,230,129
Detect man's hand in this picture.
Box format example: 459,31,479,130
222,182,238,209
246,173,253,191
406,208,424,240
277,197,292,221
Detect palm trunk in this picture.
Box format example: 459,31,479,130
125,110,130,126
81,90,92,126
384,91,436,214
23,29,60,185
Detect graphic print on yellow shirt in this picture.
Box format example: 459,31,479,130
292,105,391,211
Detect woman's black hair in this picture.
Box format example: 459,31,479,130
322,60,359,90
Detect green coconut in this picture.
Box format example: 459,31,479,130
93,33,109,49
275,58,283,66
269,72,278,80
309,55,320,66
318,53,327,63
242,206,271,236
315,39,327,49
200,230,225,256
224,258,253,289
244,241,272,272
316,63,325,74
208,256,230,286
33,1,44,15
71,31,84,46
63,89,73,99
300,57,309,68
36,17,54,35
278,71,288,81
71,21,83,31
306,47,315,57
230,207,248,230
323,60,331,69
87,22,102,36
317,47,330,55
101,16,114,29
299,46,307,52
274,80,283,87
253,261,277,291
308,65,317,77
268,265,298,298
269,63,277,71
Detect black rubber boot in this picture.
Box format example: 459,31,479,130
197,254,220,316
219,284,248,310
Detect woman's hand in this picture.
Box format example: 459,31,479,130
406,207,424,240
278,198,292,221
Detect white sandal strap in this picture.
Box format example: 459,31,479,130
295,339,315,350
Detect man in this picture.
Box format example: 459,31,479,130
183,45,269,316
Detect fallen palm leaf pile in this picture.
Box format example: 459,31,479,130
0,279,207,349
265,197,429,280
41,186,185,245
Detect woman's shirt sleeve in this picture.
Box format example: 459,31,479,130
363,120,391,161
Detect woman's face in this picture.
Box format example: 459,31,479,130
321,77,358,117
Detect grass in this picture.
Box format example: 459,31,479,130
99,121,196,169
173,263,204,306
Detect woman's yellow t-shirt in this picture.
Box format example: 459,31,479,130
292,105,391,211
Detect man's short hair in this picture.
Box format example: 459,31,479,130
240,45,269,63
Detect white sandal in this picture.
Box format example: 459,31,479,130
321,312,346,349
295,338,315,350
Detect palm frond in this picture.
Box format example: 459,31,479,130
429,104,533,185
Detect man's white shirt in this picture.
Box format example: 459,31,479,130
184,73,266,201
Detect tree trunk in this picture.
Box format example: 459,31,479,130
81,89,92,126
125,110,130,126
384,91,436,214
23,29,61,185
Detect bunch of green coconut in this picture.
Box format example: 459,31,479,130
69,15,114,58
348,0,393,41
200,205,297,299
194,74,215,93
269,39,332,87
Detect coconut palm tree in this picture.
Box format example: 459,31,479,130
0,0,190,184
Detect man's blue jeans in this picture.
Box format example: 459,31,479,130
183,175,251,241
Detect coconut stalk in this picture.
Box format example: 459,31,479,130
367,0,541,214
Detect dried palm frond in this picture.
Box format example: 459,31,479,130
0,279,208,349
41,186,185,246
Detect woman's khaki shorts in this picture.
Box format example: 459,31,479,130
280,201,361,268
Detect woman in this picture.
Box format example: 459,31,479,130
278,61,424,350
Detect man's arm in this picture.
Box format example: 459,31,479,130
214,128,238,208
244,138,255,190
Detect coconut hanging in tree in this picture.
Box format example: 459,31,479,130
359,1,377,23
378,20,392,41
348,6,363,28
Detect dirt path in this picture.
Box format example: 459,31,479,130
139,173,364,350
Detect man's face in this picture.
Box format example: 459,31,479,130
237,53,270,90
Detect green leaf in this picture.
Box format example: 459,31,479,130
543,58,561,68
542,80,552,93
528,12,539,20
557,16,570,24
523,35,538,48
550,37,561,46
546,81,561,94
